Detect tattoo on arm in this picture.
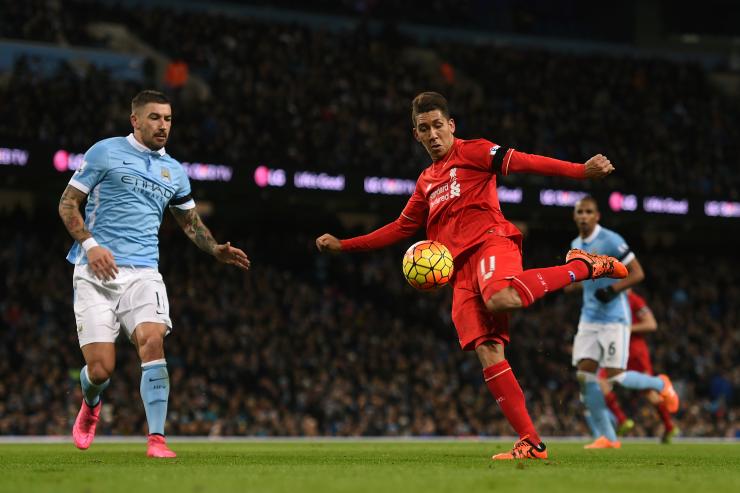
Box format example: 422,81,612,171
171,207,217,255
58,186,92,243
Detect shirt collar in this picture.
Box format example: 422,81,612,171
126,133,166,156
582,223,601,243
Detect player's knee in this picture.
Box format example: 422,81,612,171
576,359,599,374
474,340,505,367
606,370,626,385
484,286,522,313
88,361,113,383
576,370,598,386
137,333,165,360
139,334,164,352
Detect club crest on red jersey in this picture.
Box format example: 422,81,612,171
450,168,460,197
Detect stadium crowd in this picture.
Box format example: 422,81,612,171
1,0,739,197
1,0,737,439
0,209,736,438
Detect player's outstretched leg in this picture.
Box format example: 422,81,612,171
608,372,679,413
141,359,176,458
73,365,110,450
565,249,628,280
505,250,626,309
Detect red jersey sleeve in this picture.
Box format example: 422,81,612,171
496,148,586,179
458,139,500,171
340,185,428,252
463,137,585,179
628,291,649,319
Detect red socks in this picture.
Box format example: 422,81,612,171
604,391,627,425
511,262,589,307
657,403,674,432
608,392,675,433
483,360,541,444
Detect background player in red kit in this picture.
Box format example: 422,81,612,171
602,289,679,442
316,92,627,460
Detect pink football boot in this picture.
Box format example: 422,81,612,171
147,434,177,458
72,400,101,450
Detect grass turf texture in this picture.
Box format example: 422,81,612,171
1,441,738,493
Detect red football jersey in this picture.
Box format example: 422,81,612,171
628,290,648,342
399,138,522,258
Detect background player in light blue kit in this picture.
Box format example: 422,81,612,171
58,90,251,458
568,196,679,449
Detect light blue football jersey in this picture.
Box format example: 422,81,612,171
66,134,195,267
571,224,635,324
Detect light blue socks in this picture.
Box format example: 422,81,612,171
610,370,664,391
80,365,110,407
140,359,169,435
578,371,618,442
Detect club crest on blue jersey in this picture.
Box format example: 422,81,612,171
161,168,171,181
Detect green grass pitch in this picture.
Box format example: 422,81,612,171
1,440,738,493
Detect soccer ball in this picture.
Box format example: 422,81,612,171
402,240,454,291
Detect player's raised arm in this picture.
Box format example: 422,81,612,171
169,206,250,270
316,187,427,253
58,185,118,281
315,217,419,254
493,147,614,180
316,234,342,252
583,154,615,179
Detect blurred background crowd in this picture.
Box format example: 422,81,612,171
0,0,738,438
0,210,737,438
2,0,739,196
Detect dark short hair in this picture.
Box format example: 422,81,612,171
411,91,450,126
578,195,599,211
131,90,170,112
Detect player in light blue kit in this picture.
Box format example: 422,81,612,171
58,90,250,458
567,196,679,449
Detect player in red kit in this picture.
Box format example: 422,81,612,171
316,92,627,460
602,289,679,442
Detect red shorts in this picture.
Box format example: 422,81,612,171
626,338,653,374
451,235,523,351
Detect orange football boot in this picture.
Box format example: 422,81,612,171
566,249,628,279
491,436,548,460
658,374,680,413
584,436,622,449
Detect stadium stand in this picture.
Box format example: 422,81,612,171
0,1,737,438
1,0,739,196
0,209,736,437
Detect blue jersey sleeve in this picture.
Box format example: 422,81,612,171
169,163,195,209
68,142,109,194
604,230,635,265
